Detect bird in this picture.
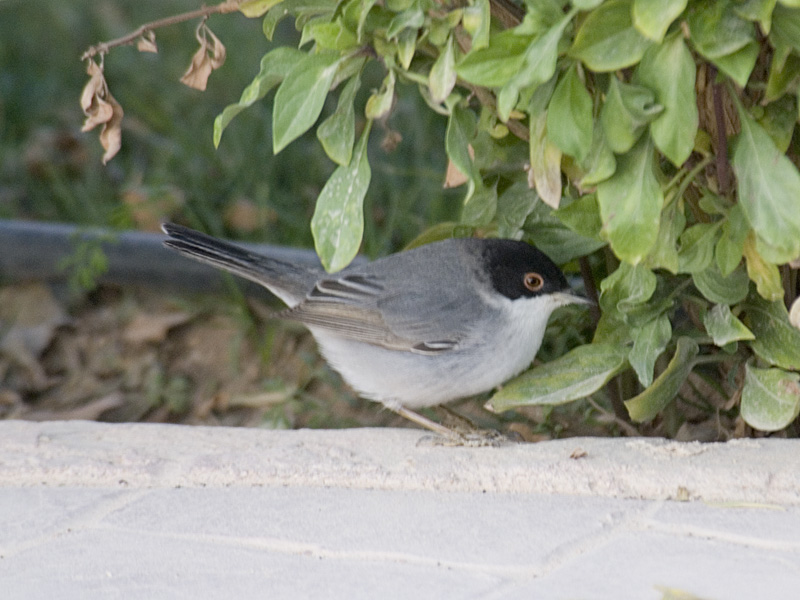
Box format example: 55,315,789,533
161,223,590,441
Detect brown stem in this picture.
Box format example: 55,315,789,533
710,67,732,195
81,0,240,60
490,0,524,29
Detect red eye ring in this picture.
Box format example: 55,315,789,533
524,272,544,292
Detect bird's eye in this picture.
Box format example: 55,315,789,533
523,272,544,292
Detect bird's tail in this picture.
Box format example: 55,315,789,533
161,223,318,305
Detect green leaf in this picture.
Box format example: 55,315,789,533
356,0,377,41
688,1,758,86
645,197,684,273
703,304,755,346
317,73,360,166
397,28,417,70
365,70,395,120
263,0,338,40
429,34,457,104
306,19,359,50
239,0,284,18
743,294,800,370
771,4,800,54
528,79,562,207
735,0,777,34
743,233,784,301
489,343,629,412
688,1,756,59
556,193,603,240
580,123,617,186
757,96,796,152
635,34,698,167
524,213,607,264
572,0,604,9
712,41,760,87
386,4,424,39
629,314,672,387
692,263,750,305
499,9,576,121
311,120,372,272
599,261,658,315
731,100,800,264
715,203,748,276
600,76,662,154
597,135,663,264
461,182,497,226
529,112,563,208
455,31,529,88
462,0,490,51
273,52,341,154
632,0,688,42
403,222,460,250
677,222,722,274
497,183,538,239
624,337,699,422
386,0,413,12
740,364,800,432
546,64,594,162
569,0,652,72
445,104,479,199
214,47,304,147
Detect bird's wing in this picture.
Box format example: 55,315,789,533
280,270,483,354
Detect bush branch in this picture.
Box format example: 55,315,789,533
81,0,240,61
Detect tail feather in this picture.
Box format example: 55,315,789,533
161,223,318,306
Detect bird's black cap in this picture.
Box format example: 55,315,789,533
479,239,570,301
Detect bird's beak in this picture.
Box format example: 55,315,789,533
554,291,595,307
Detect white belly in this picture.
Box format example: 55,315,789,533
309,295,559,409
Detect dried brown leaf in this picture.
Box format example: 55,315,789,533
80,60,124,163
80,60,105,114
180,23,226,91
24,392,126,422
99,93,123,164
443,144,474,188
137,31,158,53
0,283,68,357
123,311,192,344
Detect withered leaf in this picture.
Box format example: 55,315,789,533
137,30,158,53
122,311,191,344
180,22,226,91
79,60,124,164
444,144,474,188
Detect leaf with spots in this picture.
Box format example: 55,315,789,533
311,121,373,272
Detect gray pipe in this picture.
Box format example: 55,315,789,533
0,220,340,296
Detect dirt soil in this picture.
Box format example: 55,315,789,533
2,281,741,441
0,281,412,431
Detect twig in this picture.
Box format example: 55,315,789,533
710,66,732,195
81,0,240,60
587,396,639,437
490,0,524,29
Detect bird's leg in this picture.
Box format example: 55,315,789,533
385,403,517,447
388,404,458,438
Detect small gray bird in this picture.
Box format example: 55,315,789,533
162,223,589,439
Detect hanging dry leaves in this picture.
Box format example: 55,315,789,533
443,144,475,188
80,60,124,164
136,30,158,53
180,21,226,91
